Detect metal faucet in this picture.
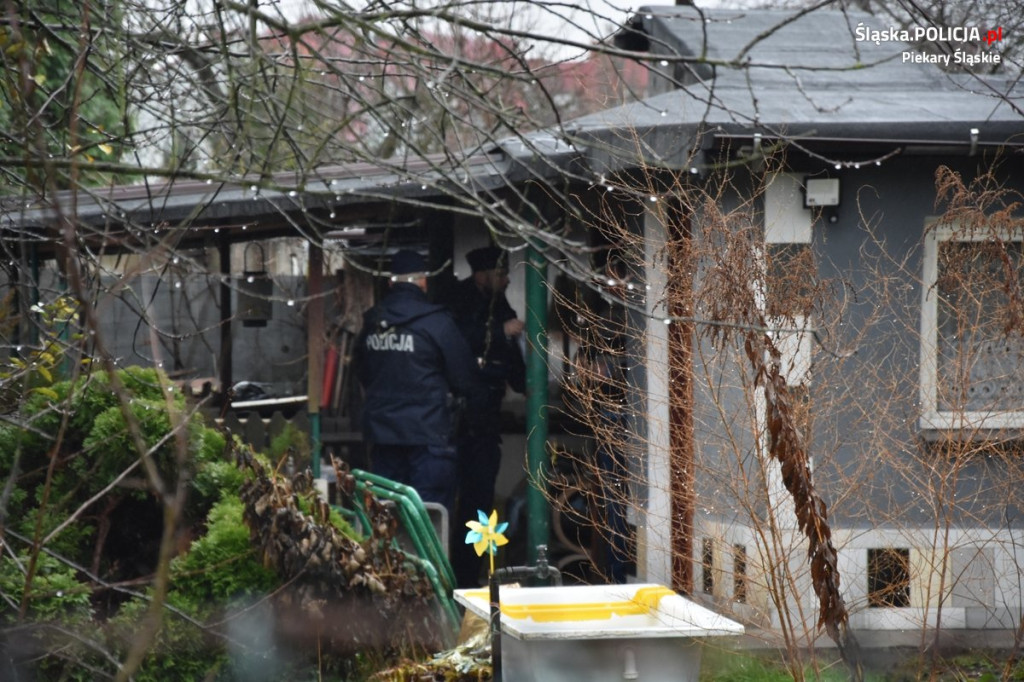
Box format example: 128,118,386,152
488,545,562,682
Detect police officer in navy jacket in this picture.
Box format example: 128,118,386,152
353,249,482,515
443,245,526,587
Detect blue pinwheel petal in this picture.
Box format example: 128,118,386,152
496,521,509,534
465,530,483,543
477,509,490,524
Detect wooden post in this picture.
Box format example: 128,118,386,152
667,210,694,595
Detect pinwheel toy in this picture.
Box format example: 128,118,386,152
465,509,509,575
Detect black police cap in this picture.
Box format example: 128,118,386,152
391,249,427,275
466,246,507,272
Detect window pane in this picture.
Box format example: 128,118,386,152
936,240,1024,413
867,548,910,608
733,544,747,604
702,537,714,595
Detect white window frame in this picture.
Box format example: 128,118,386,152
920,218,1024,432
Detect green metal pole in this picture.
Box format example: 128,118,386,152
525,245,550,566
310,412,321,479
308,243,325,479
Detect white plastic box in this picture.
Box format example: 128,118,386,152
454,583,744,681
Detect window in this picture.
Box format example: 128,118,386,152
867,548,910,608
921,220,1024,432
733,544,747,604
701,537,714,595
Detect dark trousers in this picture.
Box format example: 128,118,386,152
451,419,503,587
370,442,458,515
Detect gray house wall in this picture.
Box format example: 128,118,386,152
682,154,1024,632
583,3,1024,634
94,273,309,392
3,268,312,393
807,155,1024,527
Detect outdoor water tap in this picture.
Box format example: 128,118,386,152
527,544,561,586
492,544,562,585
488,545,564,682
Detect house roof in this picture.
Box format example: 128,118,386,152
4,6,1019,251
569,6,1023,172
0,140,577,257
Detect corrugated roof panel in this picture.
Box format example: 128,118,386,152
570,6,1022,171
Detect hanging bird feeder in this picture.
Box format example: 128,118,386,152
238,242,273,327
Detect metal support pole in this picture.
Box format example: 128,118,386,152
307,243,324,478
524,246,550,565
488,546,561,681
489,570,503,682
218,238,233,397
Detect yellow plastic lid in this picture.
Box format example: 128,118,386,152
461,585,676,623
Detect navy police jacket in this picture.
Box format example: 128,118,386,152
354,283,482,446
446,278,526,402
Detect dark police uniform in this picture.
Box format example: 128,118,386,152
444,247,526,587
354,268,481,515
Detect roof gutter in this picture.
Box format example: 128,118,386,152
711,116,1024,153
711,130,1024,166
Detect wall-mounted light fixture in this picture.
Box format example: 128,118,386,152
803,177,840,208
804,176,841,224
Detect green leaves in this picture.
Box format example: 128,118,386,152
0,0,126,191
169,497,277,614
0,553,92,624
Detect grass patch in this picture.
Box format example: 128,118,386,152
700,646,1024,681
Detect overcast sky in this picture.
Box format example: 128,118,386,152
263,0,653,59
